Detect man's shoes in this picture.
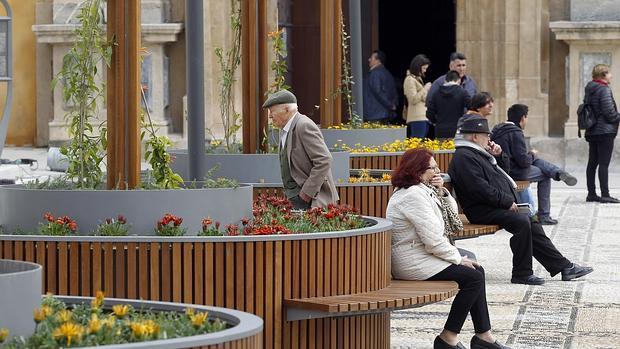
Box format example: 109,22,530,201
586,194,601,202
510,275,545,285
471,335,511,349
557,171,578,186
434,336,467,349
538,216,558,225
561,263,593,281
600,196,620,204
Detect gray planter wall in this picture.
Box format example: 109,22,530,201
0,185,253,235
0,260,42,339
170,151,350,184
321,127,407,149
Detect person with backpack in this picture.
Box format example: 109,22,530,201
583,64,620,203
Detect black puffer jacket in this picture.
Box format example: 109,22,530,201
491,122,532,180
584,80,620,137
426,84,470,139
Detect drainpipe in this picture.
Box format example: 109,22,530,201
349,0,363,118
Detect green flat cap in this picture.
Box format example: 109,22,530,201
262,90,297,108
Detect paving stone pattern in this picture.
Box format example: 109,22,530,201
391,189,620,349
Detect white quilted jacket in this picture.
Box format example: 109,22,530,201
386,184,463,280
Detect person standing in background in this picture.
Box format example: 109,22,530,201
364,50,398,124
403,54,432,138
584,64,620,203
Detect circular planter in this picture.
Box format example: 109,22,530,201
0,184,252,235
0,260,42,339
0,218,392,349
350,149,454,171
14,295,263,349
321,127,407,149
169,151,351,183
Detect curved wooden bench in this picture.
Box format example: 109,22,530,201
284,280,458,321
515,180,530,192
454,215,500,241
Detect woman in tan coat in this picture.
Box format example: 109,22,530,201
403,54,432,138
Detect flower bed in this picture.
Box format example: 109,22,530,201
0,293,262,349
0,184,252,236
321,127,407,149
350,149,455,171
0,216,392,349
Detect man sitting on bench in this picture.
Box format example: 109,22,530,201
448,115,593,285
491,104,577,225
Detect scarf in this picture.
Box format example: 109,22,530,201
454,138,517,190
423,183,463,242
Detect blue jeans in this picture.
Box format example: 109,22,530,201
517,187,537,217
407,121,429,138
527,158,561,218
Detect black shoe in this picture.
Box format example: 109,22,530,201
434,336,468,349
561,263,593,281
600,196,620,204
511,275,545,285
586,194,601,202
557,171,578,186
471,335,512,349
538,216,558,225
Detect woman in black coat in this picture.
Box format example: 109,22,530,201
584,64,620,203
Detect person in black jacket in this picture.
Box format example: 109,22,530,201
491,104,577,225
584,64,620,203
363,50,398,123
448,116,593,285
426,70,471,139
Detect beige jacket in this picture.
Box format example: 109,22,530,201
284,113,339,207
403,73,428,123
386,184,462,280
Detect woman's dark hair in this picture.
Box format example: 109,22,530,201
469,91,494,111
409,54,431,77
391,148,433,189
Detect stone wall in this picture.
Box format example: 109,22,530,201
571,0,620,21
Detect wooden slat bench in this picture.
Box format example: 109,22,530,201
284,280,458,321
454,215,500,240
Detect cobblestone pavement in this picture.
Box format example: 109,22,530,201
391,183,620,349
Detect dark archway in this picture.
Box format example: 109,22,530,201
376,0,456,117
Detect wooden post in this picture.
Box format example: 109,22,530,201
106,0,141,189
320,0,343,127
241,0,269,154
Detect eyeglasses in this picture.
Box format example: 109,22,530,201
426,166,440,173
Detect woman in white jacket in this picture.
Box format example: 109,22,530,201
386,148,509,349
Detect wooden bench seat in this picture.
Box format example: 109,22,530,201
455,215,500,240
284,280,458,321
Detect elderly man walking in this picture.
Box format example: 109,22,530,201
262,90,339,209
448,115,593,285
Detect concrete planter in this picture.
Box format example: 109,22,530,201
170,151,350,183
320,127,407,148
0,184,252,235
0,260,42,340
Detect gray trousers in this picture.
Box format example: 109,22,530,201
527,158,561,218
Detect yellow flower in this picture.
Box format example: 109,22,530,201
33,306,53,323
102,315,116,328
53,323,84,346
189,312,209,328
91,291,105,309
185,307,195,316
57,309,73,323
130,320,159,339
88,314,102,334
0,328,9,343
112,304,130,318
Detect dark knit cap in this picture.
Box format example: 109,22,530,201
507,104,529,124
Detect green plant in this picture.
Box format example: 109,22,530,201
38,213,78,236
211,0,242,153
94,215,130,236
2,293,227,348
155,213,186,236
202,166,239,188
23,177,73,190
199,218,223,236
141,87,184,189
337,13,361,128
52,0,112,189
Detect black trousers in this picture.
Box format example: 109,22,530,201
586,134,615,197
288,195,311,210
428,264,491,334
469,209,571,278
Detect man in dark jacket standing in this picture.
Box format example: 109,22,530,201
584,64,620,203
426,70,471,138
363,50,398,123
426,52,477,103
448,116,593,285
491,104,577,225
